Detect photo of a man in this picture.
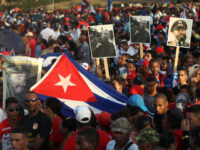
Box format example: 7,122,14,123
3,56,42,108
130,16,151,44
167,18,193,48
88,25,116,58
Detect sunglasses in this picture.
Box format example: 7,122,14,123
24,98,38,103
8,107,20,112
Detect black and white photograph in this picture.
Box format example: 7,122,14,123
88,24,117,58
130,16,151,44
3,56,43,108
167,17,193,48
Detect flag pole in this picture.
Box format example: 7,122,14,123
173,46,180,73
103,58,110,81
139,43,143,60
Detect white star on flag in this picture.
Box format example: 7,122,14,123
55,74,76,93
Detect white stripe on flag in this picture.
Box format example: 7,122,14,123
79,72,126,106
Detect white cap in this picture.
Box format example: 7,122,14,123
74,105,91,123
26,32,33,37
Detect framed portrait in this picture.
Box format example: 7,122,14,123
167,17,193,48
130,16,151,44
88,24,117,58
3,56,43,109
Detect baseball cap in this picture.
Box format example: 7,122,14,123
127,71,137,80
25,32,33,37
134,128,160,144
74,105,91,123
95,111,111,126
130,85,144,96
155,47,164,54
128,94,148,112
111,117,131,134
171,20,187,32
176,92,190,112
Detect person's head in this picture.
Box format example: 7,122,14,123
190,126,200,150
162,109,183,130
111,117,131,147
159,131,177,150
128,94,148,112
45,97,63,116
112,77,125,93
145,75,158,94
186,105,200,128
171,20,187,42
76,128,99,150
74,105,92,128
120,40,129,51
135,128,160,150
183,54,193,69
150,59,160,75
127,62,136,72
5,97,20,120
24,91,40,115
79,35,87,43
144,50,154,62
117,54,130,67
154,93,168,115
178,68,188,85
176,92,190,112
135,115,151,133
60,117,76,134
7,65,27,95
10,126,29,150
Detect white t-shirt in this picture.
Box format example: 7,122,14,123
40,27,56,42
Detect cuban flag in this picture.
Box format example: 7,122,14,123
31,54,128,117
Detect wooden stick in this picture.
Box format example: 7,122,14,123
103,58,110,81
174,46,180,73
139,43,143,60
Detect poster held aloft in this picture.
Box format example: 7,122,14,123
88,24,117,80
167,17,193,73
3,56,43,109
130,16,151,60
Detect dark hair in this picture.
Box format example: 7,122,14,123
125,105,144,117
190,126,200,148
6,97,18,108
62,117,76,132
186,105,200,114
178,68,188,75
159,131,176,149
155,93,168,102
10,126,28,138
166,109,183,129
77,128,99,148
46,97,63,115
111,110,127,121
135,115,150,131
53,46,61,53
25,91,38,99
146,74,157,83
150,59,160,67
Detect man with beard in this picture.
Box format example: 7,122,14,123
168,20,189,47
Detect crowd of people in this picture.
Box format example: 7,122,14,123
0,1,200,150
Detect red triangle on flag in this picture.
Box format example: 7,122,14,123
31,54,97,102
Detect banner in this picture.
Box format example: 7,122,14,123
3,56,43,108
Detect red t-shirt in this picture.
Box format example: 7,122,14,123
174,129,183,150
50,116,65,148
0,119,12,140
62,127,111,150
29,38,36,57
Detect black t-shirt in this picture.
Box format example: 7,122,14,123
18,111,51,150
